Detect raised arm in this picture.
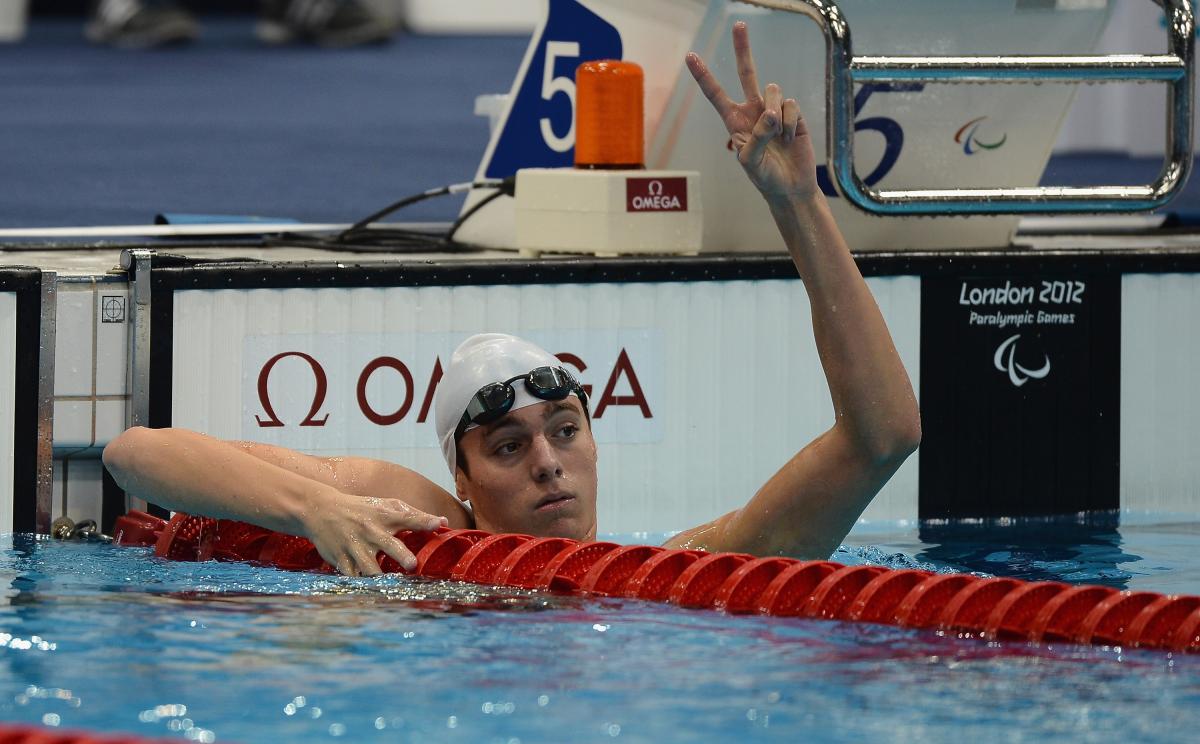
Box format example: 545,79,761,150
665,22,921,558
103,427,470,575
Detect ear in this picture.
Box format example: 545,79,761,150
454,468,471,504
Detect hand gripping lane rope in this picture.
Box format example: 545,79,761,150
114,510,1200,654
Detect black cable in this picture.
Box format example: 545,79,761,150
338,184,458,241
445,189,507,245
329,177,516,250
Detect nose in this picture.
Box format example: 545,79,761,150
528,433,564,482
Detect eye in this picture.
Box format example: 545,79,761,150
493,441,520,456
556,423,579,439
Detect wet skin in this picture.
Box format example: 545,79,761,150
454,398,598,541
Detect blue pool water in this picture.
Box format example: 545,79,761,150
0,514,1198,743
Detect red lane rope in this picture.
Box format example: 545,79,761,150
111,510,1200,654
0,724,178,743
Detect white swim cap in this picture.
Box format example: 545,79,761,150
435,333,564,474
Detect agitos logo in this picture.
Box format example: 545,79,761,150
254,349,654,428
993,334,1050,388
954,116,1008,155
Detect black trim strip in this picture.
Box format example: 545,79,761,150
149,279,174,432
5,269,46,532
101,465,127,533
145,247,1200,290
145,264,174,521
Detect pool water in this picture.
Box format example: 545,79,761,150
0,514,1198,743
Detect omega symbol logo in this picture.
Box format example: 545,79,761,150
993,334,1050,388
627,177,686,212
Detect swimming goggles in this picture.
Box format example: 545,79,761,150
456,366,589,439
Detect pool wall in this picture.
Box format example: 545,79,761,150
15,247,1197,537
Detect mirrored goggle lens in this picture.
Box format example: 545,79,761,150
475,382,515,422
526,366,570,397
478,381,514,410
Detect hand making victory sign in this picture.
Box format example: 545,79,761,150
685,21,818,201
665,21,921,559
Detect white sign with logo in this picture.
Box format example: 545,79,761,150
172,277,920,532
242,329,664,452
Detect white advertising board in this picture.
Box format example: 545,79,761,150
0,292,15,533
459,0,1112,252
172,277,920,534
1121,273,1200,513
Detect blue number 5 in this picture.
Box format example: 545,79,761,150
816,83,925,198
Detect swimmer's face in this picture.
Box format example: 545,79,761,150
454,397,597,541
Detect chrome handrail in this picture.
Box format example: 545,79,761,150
742,0,1195,215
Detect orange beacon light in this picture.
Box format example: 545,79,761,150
574,59,644,169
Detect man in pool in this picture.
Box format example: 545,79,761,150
102,22,921,577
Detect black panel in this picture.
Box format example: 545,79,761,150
4,269,46,532
149,280,174,431
919,269,1121,519
146,265,174,521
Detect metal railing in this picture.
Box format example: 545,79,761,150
744,0,1195,215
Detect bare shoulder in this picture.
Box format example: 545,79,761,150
334,456,473,528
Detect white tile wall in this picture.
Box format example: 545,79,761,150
94,399,126,447
50,458,105,527
64,459,104,527
95,288,129,397
53,400,93,450
54,287,93,397
53,279,131,527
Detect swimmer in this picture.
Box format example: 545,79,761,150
103,22,920,576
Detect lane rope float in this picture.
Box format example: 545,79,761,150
113,510,1200,654
0,724,178,743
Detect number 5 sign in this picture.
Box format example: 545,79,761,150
484,0,623,179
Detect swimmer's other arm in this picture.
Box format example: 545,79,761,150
103,427,471,575
665,24,921,559
662,195,922,559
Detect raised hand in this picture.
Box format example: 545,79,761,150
686,21,819,201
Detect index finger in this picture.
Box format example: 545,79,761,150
686,52,737,120
732,21,762,104
375,535,418,573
